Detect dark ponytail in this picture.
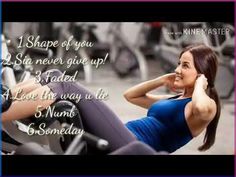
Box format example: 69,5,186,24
198,87,221,151
180,44,221,151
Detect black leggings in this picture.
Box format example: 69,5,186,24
40,69,137,151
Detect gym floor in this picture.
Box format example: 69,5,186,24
79,57,234,155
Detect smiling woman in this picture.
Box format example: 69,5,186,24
124,44,220,152
174,51,198,93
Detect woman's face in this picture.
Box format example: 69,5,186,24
174,51,198,89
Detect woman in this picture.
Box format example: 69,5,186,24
2,44,221,153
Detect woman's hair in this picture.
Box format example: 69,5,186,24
180,44,221,151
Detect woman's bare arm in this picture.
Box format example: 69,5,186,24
123,74,176,109
192,75,217,121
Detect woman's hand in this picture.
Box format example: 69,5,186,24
195,74,208,90
161,73,177,92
